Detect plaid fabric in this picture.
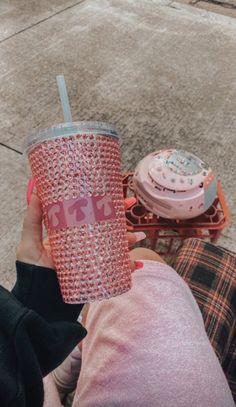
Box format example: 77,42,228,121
172,238,236,403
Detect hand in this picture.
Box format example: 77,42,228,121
124,197,146,247
16,194,151,270
124,197,165,266
129,247,166,265
17,194,54,269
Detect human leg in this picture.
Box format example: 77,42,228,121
72,260,234,407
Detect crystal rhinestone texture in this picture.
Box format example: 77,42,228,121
28,130,131,303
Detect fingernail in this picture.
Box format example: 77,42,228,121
134,261,144,270
125,197,137,209
133,232,146,242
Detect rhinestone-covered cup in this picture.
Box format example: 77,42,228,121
25,122,132,303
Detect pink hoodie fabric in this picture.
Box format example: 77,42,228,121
73,261,234,407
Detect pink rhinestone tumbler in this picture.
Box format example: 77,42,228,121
25,122,132,303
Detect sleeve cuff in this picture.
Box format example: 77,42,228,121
0,285,28,335
12,261,83,323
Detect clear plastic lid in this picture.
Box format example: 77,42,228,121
148,149,210,192
25,121,120,155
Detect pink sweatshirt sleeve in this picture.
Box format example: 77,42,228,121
73,260,234,407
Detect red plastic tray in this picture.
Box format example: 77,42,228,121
123,173,231,257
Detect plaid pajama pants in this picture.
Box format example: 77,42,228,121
172,238,236,403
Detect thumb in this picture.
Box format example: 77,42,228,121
21,193,43,245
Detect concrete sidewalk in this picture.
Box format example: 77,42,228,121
0,0,235,288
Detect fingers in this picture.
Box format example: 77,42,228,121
26,178,36,206
43,236,51,255
127,231,146,271
43,236,50,249
130,258,147,273
129,247,166,264
130,260,136,272
124,197,137,210
21,193,43,246
127,231,146,247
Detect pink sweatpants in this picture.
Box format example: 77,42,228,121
44,261,235,407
